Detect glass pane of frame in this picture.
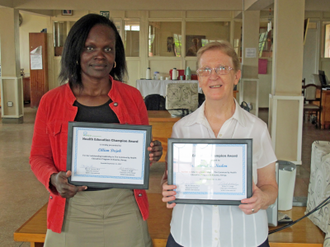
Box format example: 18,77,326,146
185,21,231,57
148,21,182,57
124,20,140,57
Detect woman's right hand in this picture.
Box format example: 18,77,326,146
50,170,87,198
162,181,177,208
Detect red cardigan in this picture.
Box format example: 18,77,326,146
30,78,150,233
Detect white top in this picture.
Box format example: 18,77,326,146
136,80,201,98
170,100,277,247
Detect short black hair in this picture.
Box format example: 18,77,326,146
59,13,127,87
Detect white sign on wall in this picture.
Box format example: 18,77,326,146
30,46,43,70
245,48,257,58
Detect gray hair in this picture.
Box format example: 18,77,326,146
196,41,240,72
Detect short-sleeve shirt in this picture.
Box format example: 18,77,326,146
170,100,277,247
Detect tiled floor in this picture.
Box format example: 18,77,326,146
0,107,329,246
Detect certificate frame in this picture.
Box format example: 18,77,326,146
67,122,151,189
167,138,252,205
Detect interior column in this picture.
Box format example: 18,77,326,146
241,10,260,116
269,0,305,164
0,8,24,123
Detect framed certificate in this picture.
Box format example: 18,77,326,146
167,138,252,205
67,122,151,189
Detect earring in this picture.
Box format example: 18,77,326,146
113,61,116,68
76,60,79,65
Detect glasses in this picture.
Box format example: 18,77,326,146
197,66,233,77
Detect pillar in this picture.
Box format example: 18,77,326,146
269,0,305,164
0,8,24,123
241,10,260,116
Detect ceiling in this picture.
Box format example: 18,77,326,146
1,0,330,13
249,0,330,12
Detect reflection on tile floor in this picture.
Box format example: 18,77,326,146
1,107,329,246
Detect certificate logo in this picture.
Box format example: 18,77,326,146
82,131,101,138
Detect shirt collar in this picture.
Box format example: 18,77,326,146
183,98,247,127
232,99,247,127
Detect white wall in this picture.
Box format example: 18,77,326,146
303,21,320,84
48,10,237,89
16,9,330,105
305,11,330,84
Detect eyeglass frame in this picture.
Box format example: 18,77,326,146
196,66,234,77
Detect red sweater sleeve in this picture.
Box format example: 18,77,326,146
29,96,59,194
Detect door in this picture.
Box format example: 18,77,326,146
29,32,48,108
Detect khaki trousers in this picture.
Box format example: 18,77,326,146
44,188,152,247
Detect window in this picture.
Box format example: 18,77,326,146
185,21,231,56
324,23,330,58
233,21,242,58
258,22,272,58
53,21,75,56
148,22,182,57
124,21,140,57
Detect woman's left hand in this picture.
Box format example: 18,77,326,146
239,182,270,215
239,162,278,215
148,140,163,163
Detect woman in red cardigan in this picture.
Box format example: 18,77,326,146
30,14,162,247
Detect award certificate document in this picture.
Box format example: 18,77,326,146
67,122,151,189
168,138,252,205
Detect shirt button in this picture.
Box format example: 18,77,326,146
219,134,222,137
114,102,118,107
138,193,142,197
50,196,53,199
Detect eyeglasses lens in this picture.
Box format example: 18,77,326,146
198,66,232,76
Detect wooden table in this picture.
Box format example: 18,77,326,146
268,207,324,247
14,203,46,247
15,198,324,247
148,111,180,162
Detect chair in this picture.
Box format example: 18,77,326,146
306,141,330,247
144,94,166,110
198,93,205,107
240,101,251,112
302,83,322,128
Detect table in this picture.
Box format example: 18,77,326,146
14,203,324,247
148,111,180,162
137,79,201,98
268,207,324,246
14,203,46,247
